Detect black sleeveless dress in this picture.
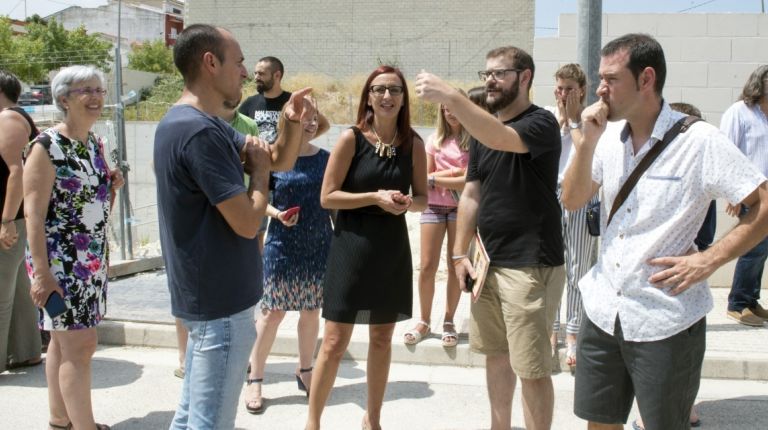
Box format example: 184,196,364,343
322,127,413,324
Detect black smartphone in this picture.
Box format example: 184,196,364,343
44,292,68,319
464,274,475,292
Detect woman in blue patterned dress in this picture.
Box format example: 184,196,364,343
25,65,123,430
243,110,333,414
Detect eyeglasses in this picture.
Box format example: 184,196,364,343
478,69,521,81
68,87,107,97
369,85,404,96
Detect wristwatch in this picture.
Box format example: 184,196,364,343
569,121,582,130
428,175,436,189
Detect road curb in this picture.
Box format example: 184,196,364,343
97,319,768,381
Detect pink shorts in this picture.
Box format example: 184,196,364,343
420,205,457,224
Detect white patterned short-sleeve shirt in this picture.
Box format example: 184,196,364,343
580,102,766,342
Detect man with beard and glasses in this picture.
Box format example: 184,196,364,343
562,33,768,430
238,56,291,143
154,24,315,430
416,46,565,430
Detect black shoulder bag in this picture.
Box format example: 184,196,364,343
586,115,702,236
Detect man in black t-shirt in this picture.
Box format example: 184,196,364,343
416,46,565,429
238,56,292,144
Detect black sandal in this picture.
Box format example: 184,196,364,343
296,366,313,397
48,423,72,430
244,378,264,414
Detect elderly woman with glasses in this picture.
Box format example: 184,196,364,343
305,65,427,430
24,65,123,430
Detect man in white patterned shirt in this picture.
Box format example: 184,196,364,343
562,33,768,430
721,65,768,327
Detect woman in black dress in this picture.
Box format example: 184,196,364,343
306,66,427,430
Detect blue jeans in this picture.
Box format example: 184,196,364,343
170,306,256,430
729,206,768,311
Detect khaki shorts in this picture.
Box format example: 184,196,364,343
470,265,565,379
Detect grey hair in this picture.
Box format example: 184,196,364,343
51,65,106,113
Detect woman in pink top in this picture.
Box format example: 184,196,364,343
404,90,470,347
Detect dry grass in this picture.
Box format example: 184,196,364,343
247,73,476,127
124,72,476,126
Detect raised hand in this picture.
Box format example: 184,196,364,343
414,70,454,104
565,90,582,125
580,98,609,148
284,87,316,123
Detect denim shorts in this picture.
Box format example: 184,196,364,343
420,205,457,224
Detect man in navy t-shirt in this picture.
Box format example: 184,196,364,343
155,24,313,430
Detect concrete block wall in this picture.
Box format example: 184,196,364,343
186,0,534,80
532,13,768,127
533,13,768,288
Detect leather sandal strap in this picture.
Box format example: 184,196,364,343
246,378,264,385
49,423,72,430
299,367,313,373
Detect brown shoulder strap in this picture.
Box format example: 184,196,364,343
606,115,702,226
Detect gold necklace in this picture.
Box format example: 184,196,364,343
371,124,398,159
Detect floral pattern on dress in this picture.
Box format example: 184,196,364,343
25,128,112,330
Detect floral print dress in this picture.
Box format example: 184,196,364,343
26,128,112,330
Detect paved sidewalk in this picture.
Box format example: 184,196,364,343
3,346,767,429
104,214,768,380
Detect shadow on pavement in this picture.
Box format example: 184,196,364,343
110,410,175,429
695,396,768,430
264,360,366,381
0,356,142,389
705,323,767,332
259,380,434,410
91,357,144,389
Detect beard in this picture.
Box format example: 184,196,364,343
486,77,520,113
256,77,273,93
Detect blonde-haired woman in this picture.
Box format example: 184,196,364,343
404,90,470,347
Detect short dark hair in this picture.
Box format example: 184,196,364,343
669,102,702,119
601,33,666,95
258,56,284,77
486,46,535,87
739,64,768,107
0,69,22,103
174,24,228,83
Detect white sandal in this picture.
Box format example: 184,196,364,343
441,322,458,347
404,321,430,345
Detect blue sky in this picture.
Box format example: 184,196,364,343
3,0,766,36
